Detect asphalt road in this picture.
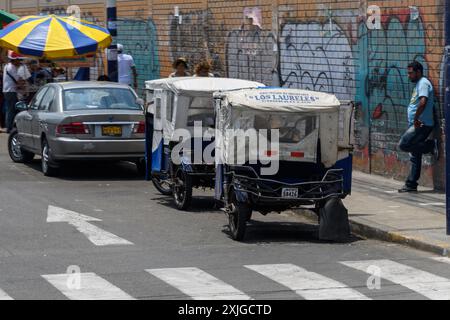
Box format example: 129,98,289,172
0,134,450,301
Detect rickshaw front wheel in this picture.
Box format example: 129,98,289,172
228,192,251,241
152,176,173,196
173,169,193,210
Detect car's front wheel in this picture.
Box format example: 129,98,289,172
8,128,34,163
41,138,58,177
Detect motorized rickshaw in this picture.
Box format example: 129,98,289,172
144,77,263,209
213,88,355,241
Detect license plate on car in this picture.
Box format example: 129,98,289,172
102,125,122,137
282,188,298,199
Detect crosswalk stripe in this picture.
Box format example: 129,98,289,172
42,272,135,300
341,259,450,300
245,264,370,300
0,288,13,300
146,267,251,300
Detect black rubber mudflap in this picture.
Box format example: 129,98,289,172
319,197,350,242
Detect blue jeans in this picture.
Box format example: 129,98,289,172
4,92,18,133
398,125,434,188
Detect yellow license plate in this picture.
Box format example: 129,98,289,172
102,125,122,136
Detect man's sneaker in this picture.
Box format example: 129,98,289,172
433,139,440,161
398,185,418,193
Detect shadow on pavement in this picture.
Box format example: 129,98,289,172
222,220,362,245
24,159,143,181
154,195,218,213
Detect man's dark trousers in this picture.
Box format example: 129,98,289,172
4,92,18,133
398,125,434,188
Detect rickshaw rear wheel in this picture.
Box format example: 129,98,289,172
173,169,193,210
228,192,251,241
152,176,173,196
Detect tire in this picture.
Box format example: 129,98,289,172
41,138,58,177
228,191,251,241
172,168,192,210
318,197,350,242
8,129,34,163
135,159,146,177
152,175,173,196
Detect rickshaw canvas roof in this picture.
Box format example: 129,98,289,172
216,88,341,113
145,77,264,96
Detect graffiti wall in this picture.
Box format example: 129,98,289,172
10,0,446,189
116,18,160,95
169,9,225,76
279,21,356,102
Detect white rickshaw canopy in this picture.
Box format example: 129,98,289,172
145,77,265,97
213,88,341,113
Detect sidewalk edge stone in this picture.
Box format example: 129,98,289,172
291,209,450,257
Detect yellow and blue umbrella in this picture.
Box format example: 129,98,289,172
0,15,111,59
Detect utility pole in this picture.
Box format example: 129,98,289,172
106,0,118,82
445,0,450,235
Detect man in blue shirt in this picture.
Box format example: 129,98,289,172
398,61,439,193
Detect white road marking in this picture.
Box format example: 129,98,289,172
384,191,397,194
245,264,369,300
43,272,135,300
46,205,133,246
341,259,450,300
146,267,251,300
431,257,450,264
0,288,13,300
419,202,445,207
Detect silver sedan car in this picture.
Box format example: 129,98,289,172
8,81,146,176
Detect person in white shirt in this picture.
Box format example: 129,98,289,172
3,51,22,133
117,44,138,90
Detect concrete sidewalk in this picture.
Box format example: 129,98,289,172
297,171,450,256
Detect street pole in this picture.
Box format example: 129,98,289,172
445,0,450,235
106,0,118,82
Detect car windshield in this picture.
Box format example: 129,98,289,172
63,88,141,111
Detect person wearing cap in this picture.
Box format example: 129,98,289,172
117,44,138,90
169,58,191,78
3,51,22,133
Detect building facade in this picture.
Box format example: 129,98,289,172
1,0,446,189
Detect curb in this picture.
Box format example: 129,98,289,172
292,209,450,257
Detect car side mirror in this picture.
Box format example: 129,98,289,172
15,101,28,112
136,98,144,106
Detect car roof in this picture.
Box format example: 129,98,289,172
52,81,133,90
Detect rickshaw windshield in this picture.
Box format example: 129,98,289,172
187,96,215,128
254,113,317,144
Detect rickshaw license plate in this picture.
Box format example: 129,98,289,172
282,188,298,199
102,125,122,136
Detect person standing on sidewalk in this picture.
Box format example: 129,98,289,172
3,51,22,134
117,44,138,91
398,61,438,193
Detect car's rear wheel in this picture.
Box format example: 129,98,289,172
135,159,146,176
8,128,34,163
41,138,58,177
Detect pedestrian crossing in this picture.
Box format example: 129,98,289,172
42,272,135,300
245,264,370,300
1,258,450,300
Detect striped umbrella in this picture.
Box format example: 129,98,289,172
0,15,111,59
